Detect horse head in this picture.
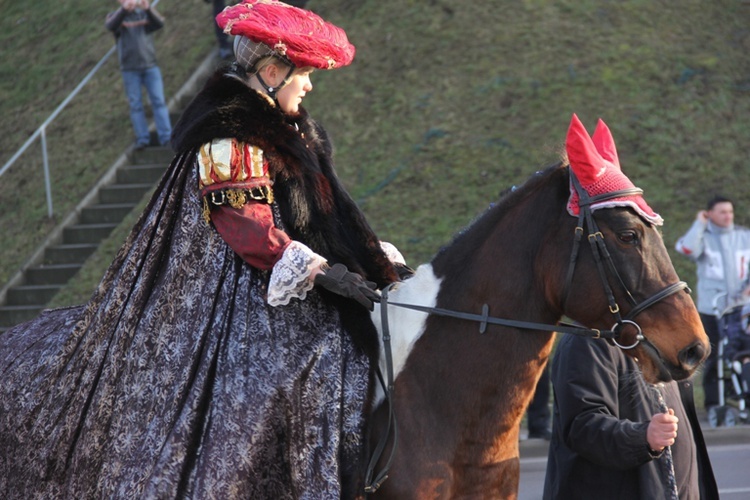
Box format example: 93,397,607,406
557,114,709,384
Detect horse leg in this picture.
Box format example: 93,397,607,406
450,432,521,499
455,458,520,499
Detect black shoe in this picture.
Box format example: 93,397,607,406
707,405,720,428
528,429,552,440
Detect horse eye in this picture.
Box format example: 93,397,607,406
618,231,638,244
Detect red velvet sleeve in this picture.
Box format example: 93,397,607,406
210,202,292,270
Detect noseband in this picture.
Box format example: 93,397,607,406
563,168,689,349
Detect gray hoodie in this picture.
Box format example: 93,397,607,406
675,219,750,315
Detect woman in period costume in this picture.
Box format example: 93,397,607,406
0,1,405,497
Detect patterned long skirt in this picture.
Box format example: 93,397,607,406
0,153,371,499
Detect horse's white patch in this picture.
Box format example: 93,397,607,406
371,264,441,407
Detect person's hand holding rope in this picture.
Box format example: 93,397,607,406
647,408,678,453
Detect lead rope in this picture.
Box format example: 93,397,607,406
652,384,679,500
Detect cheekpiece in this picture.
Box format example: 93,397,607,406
216,0,356,70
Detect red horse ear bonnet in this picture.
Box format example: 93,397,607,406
565,113,663,225
216,0,356,70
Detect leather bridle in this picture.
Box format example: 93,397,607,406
563,168,690,349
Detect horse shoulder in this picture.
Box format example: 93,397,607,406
371,264,442,406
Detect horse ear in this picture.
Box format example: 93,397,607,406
565,114,605,185
565,114,663,225
591,118,621,169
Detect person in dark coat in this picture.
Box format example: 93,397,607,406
543,334,718,500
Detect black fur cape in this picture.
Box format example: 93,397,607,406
172,68,398,359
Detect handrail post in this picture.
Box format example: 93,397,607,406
40,126,54,218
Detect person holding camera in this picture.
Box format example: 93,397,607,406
106,0,172,149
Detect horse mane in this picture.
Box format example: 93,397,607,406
432,161,568,275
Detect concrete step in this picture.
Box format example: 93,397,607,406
6,284,62,306
44,243,98,265
99,184,153,204
131,145,173,165
0,305,43,329
26,264,83,285
80,203,136,224
117,164,167,185
63,223,118,245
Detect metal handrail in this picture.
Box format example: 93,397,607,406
0,0,161,218
0,46,117,218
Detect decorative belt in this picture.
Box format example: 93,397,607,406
207,186,274,207
201,186,274,224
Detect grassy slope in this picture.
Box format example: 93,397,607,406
3,0,750,310
309,0,750,275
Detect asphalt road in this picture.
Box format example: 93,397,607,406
518,423,750,499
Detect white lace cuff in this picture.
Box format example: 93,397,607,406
268,241,327,307
380,241,406,265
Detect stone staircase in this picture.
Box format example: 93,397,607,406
0,50,222,334
0,146,173,332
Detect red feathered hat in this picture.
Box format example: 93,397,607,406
216,0,355,70
566,114,663,225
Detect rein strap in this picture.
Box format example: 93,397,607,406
384,299,618,339
364,284,399,494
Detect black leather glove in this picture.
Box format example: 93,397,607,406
314,263,380,310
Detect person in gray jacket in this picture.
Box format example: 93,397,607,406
675,195,750,413
106,0,172,149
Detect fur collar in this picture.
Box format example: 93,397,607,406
172,70,301,155
172,69,399,359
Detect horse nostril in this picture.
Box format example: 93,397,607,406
678,341,708,369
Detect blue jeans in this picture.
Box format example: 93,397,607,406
122,66,172,146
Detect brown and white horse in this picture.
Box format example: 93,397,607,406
365,116,709,499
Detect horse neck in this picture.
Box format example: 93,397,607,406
431,167,570,324
410,169,569,454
